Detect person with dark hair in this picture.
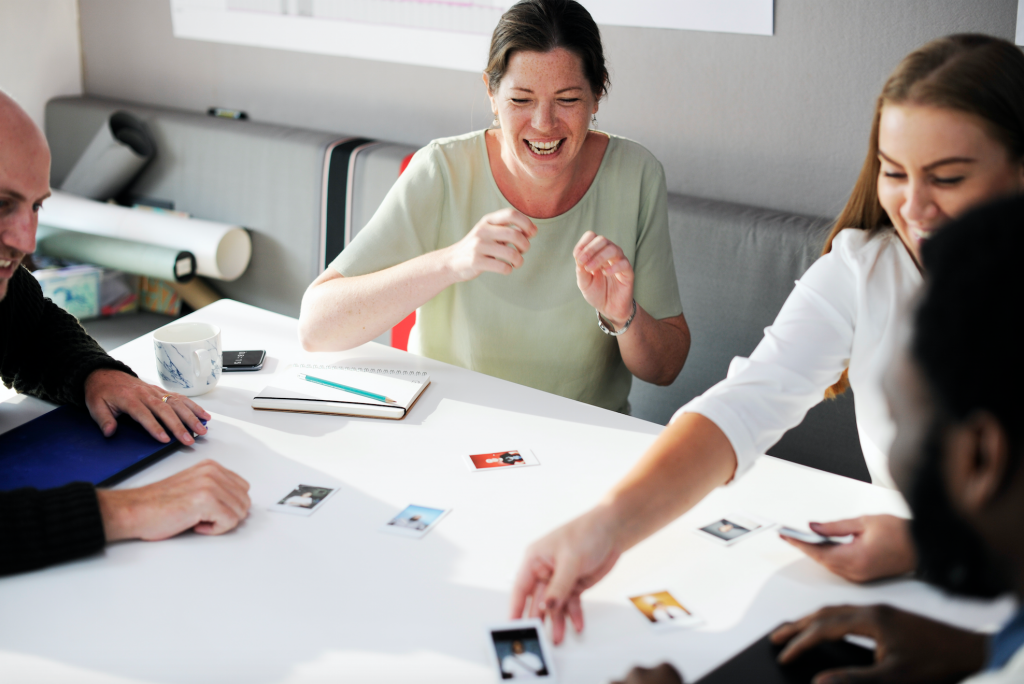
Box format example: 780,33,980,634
1,90,251,576
299,0,689,414
511,34,1024,644
770,194,1024,684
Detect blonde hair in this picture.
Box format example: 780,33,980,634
823,34,1024,399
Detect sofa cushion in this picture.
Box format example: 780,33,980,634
628,194,869,482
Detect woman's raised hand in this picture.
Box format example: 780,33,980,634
574,231,635,329
443,208,537,282
510,506,622,645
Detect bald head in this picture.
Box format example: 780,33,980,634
1,90,51,301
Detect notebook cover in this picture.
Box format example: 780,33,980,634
0,405,185,490
696,633,874,684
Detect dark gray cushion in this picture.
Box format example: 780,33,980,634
628,194,869,482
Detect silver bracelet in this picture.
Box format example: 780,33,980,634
597,299,637,336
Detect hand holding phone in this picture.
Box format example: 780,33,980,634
779,526,853,545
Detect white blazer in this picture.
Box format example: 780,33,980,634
677,227,923,488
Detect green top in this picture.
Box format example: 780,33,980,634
330,130,682,412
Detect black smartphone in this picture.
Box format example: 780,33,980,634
222,350,266,372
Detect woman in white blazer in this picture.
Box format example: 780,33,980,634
511,34,1024,644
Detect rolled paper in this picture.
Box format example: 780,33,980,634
170,277,223,310
59,111,156,201
39,191,251,281
37,229,196,283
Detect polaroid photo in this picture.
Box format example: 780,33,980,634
463,448,540,472
629,591,703,631
380,504,451,539
694,513,773,546
487,618,556,681
268,484,338,516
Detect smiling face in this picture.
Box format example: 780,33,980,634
486,48,598,182
876,103,1024,266
0,93,51,301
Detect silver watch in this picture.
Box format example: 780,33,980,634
597,299,637,336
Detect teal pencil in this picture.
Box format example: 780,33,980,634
298,373,396,404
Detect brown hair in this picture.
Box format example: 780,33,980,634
823,34,1024,398
485,0,609,100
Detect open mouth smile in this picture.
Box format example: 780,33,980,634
526,139,564,156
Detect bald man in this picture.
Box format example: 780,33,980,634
1,91,250,576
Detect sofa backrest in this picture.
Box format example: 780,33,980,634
628,194,870,482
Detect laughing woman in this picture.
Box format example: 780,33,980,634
298,0,689,413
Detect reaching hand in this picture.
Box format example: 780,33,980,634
443,208,537,281
84,368,210,446
611,664,684,684
573,231,635,329
771,605,986,684
510,507,622,645
781,515,917,583
97,460,251,541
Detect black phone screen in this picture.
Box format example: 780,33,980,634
222,350,266,371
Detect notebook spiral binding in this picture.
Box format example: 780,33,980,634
292,364,428,381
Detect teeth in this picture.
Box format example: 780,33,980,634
528,139,562,155
0,260,11,267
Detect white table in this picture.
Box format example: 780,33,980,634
0,300,1013,683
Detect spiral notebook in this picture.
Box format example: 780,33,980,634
252,364,430,420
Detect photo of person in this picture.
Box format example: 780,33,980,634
381,504,450,538
269,485,337,516
629,591,694,625
491,627,550,679
702,519,751,542
465,449,540,471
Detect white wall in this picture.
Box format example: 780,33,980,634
77,0,1017,218
0,0,82,130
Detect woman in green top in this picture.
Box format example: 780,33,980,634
299,0,690,412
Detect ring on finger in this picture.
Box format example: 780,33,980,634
161,394,173,403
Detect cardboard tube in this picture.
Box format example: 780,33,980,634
37,230,196,283
59,111,155,200
170,278,223,311
39,191,251,281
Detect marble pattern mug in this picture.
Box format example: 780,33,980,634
153,322,222,396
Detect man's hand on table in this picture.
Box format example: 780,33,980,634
611,663,683,684
97,460,251,541
781,515,917,583
84,368,210,445
771,604,986,684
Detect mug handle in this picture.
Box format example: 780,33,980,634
194,348,214,378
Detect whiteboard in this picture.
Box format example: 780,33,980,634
170,0,774,73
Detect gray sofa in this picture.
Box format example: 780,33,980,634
627,195,868,482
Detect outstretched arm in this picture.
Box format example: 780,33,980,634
511,412,735,644
299,208,537,351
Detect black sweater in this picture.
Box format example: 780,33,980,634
1,265,136,575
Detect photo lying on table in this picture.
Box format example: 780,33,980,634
463,448,540,472
629,591,702,630
380,504,451,539
487,619,555,680
268,484,337,516
694,513,773,546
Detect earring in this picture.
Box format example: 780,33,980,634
591,114,598,128
492,113,500,128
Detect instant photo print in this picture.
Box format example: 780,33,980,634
380,504,451,539
464,448,540,472
694,514,773,546
487,619,556,681
268,484,338,516
628,591,703,631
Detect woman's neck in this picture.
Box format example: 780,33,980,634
486,129,608,219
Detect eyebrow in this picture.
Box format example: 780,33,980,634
878,149,978,171
510,86,584,94
0,188,51,202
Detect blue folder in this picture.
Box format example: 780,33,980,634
0,405,192,491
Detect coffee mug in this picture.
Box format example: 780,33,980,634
153,322,222,396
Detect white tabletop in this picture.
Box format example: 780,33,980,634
0,300,1014,684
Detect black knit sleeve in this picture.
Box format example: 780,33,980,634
0,266,136,406
0,482,106,576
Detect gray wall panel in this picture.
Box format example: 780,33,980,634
78,0,1016,218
